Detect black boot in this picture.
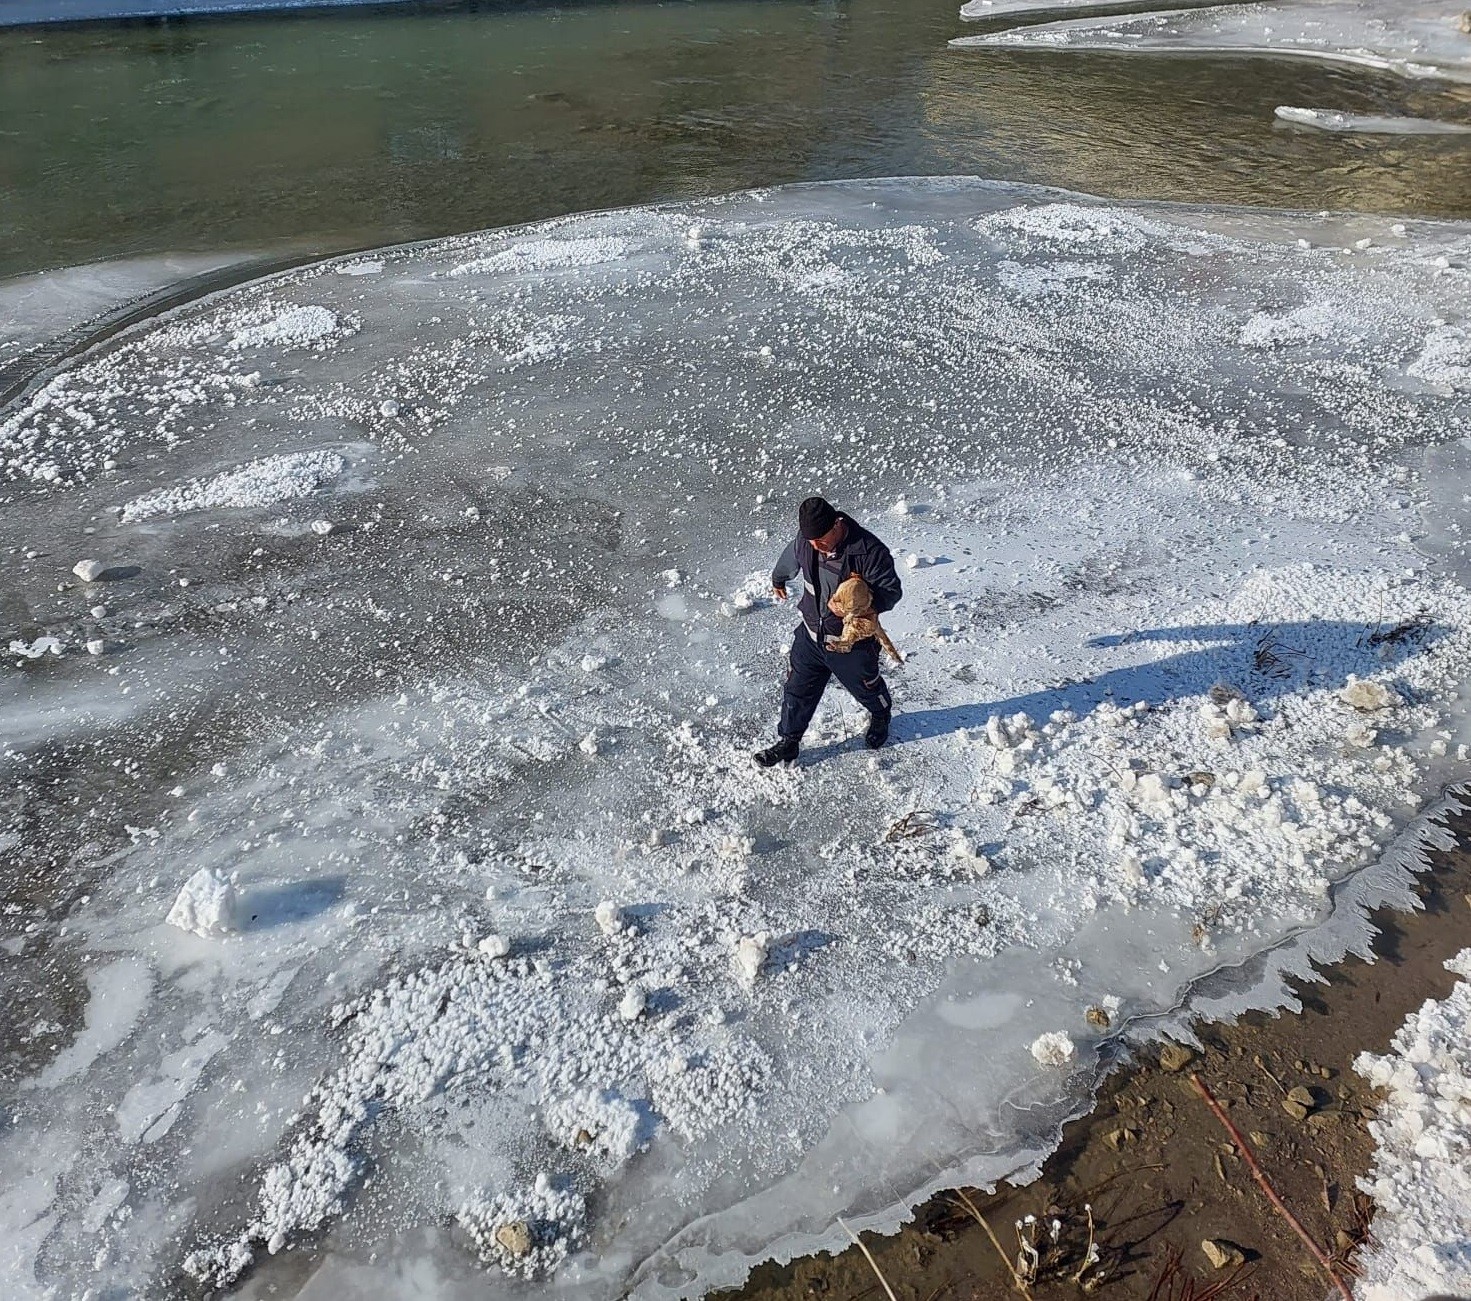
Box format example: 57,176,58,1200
754,737,799,768
865,708,891,750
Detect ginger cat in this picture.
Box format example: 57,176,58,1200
825,574,904,663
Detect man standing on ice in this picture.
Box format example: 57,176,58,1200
754,496,902,767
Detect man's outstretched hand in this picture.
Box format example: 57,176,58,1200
772,584,788,601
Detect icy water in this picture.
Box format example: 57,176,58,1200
5,177,1471,1298
4,0,1471,281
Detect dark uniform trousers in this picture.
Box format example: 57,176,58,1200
778,626,892,742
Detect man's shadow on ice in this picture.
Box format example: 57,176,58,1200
835,615,1441,756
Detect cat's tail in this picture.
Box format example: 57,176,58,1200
875,621,905,665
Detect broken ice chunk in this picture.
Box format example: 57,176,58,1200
718,833,755,861
735,932,770,983
618,986,647,1022
10,636,64,659
1340,675,1400,712
477,934,511,960
166,868,240,938
72,559,106,582
949,832,991,873
1030,1031,1076,1068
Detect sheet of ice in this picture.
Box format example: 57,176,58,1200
0,0,419,23
5,179,1471,1300
26,958,153,1091
959,0,1226,18
952,2,1471,84
1355,949,1471,1301
0,252,256,374
1275,105,1471,134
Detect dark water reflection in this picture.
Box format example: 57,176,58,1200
1,0,1470,278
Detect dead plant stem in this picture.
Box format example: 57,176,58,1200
951,1190,1034,1298
836,1217,898,1301
1189,1074,1353,1301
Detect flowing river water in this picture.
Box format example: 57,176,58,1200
4,0,1471,284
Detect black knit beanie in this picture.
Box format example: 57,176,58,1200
798,496,838,540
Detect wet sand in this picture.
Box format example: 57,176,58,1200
723,800,1471,1301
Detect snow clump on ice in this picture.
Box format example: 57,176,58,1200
10,635,63,659
457,1173,587,1277
227,304,346,351
1239,302,1335,348
477,934,511,960
120,450,345,522
544,1087,653,1167
1340,674,1400,712
735,932,770,984
618,986,648,1021
1354,949,1471,1301
594,900,623,936
71,558,105,582
1409,327,1471,392
166,868,240,938
1030,1031,1076,1068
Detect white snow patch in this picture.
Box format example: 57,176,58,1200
1355,949,1471,1301
456,1174,587,1279
1239,302,1337,348
448,236,630,279
9,636,63,659
1409,326,1471,393
544,1087,653,1167
120,450,345,521
227,304,344,351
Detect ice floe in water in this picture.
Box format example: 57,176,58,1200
952,1,1471,84
959,0,1223,18
1355,948,1471,1301
5,178,1471,1299
1275,105,1471,134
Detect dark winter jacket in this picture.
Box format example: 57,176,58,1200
771,513,903,640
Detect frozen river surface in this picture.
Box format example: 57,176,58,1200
5,178,1471,1298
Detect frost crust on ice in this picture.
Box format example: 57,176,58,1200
1354,949,1471,1301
